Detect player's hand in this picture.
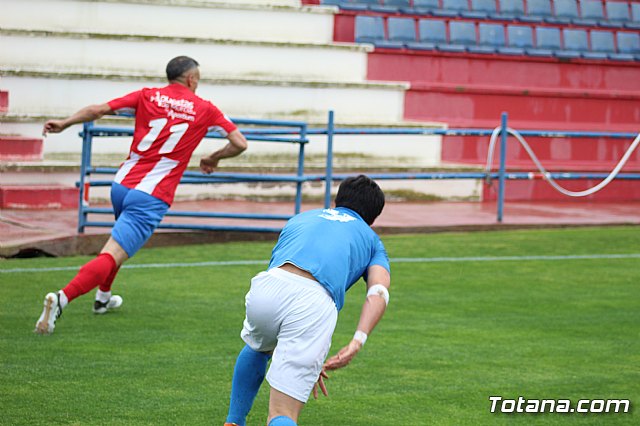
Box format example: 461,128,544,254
323,339,362,371
199,155,220,174
312,369,329,399
42,120,67,136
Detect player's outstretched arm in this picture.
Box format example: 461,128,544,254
324,265,390,371
200,129,248,174
42,103,113,136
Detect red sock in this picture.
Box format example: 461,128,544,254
99,266,121,293
62,253,117,302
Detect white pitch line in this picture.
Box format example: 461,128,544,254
1,253,639,274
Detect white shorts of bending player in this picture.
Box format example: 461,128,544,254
241,267,338,403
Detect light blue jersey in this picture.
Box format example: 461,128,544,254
268,207,390,311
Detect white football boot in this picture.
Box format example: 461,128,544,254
34,292,62,335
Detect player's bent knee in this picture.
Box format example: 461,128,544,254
268,416,297,426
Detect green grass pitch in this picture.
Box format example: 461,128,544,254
1,226,638,425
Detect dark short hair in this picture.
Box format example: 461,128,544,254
166,56,199,81
335,175,385,225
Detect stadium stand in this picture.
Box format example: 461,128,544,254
324,0,640,30
328,0,640,182
2,0,412,208
4,0,640,206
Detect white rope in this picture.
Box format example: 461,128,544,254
485,127,640,197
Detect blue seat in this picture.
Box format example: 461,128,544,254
576,0,605,25
354,15,385,43
462,0,497,19
557,28,588,58
553,0,579,23
597,2,629,28
586,30,614,59
498,25,531,55
521,0,552,23
387,17,417,45
321,0,347,5
528,26,561,56
433,0,469,17
370,0,410,13
447,21,477,50
498,0,525,17
384,0,410,8
435,21,471,52
605,1,630,21
413,0,440,13
406,19,446,50
633,3,640,22
617,31,640,59
628,3,640,28
340,0,378,11
477,22,506,52
589,29,634,60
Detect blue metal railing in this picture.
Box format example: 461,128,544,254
77,111,640,232
77,117,309,233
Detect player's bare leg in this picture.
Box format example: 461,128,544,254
267,388,304,426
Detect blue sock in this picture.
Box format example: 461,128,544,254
226,345,270,426
269,416,297,426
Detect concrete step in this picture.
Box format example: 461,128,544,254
0,136,43,161
0,0,334,44
0,68,408,126
0,185,79,209
0,29,370,83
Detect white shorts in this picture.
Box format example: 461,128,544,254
241,267,338,403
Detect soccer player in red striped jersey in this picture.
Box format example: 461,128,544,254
35,56,247,335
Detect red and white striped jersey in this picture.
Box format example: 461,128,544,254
107,83,237,205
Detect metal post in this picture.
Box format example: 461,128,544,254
497,112,508,223
294,124,307,214
77,121,93,233
324,110,335,209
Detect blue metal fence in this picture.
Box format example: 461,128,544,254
77,112,640,232
77,117,311,233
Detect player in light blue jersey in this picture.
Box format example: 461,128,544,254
224,175,391,426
